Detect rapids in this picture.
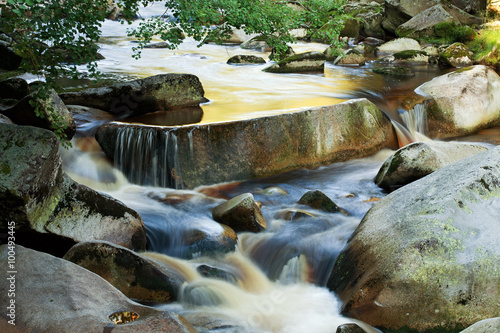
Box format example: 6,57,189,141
60,2,499,332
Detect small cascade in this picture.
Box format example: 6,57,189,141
113,126,183,189
399,103,431,142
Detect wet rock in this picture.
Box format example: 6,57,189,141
96,98,397,189
342,1,385,38
328,146,500,332
183,224,238,257
240,35,271,51
276,209,315,221
0,77,29,100
227,55,266,65
375,38,421,54
324,45,344,61
2,87,76,139
0,124,146,252
0,40,22,70
339,18,361,39
64,241,183,303
416,65,500,139
196,264,237,283
374,141,488,191
334,49,365,66
298,190,349,215
459,317,500,333
372,66,415,77
182,312,252,333
336,323,367,333
0,114,13,124
378,50,429,65
257,186,289,196
263,51,326,73
144,42,171,49
59,73,208,117
0,245,196,332
212,193,267,233
439,42,474,68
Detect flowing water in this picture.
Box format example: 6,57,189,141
61,2,500,332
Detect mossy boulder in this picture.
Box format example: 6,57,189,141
263,51,326,73
64,241,184,303
0,245,196,332
328,146,500,332
240,35,271,51
396,4,455,38
212,193,267,233
227,55,266,65
372,66,415,77
59,74,208,117
334,49,365,66
341,1,385,38
374,141,488,191
2,87,76,139
269,45,295,61
439,42,473,67
416,65,500,139
378,50,429,65
324,45,344,61
0,123,146,252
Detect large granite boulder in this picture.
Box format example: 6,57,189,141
342,1,385,38
59,74,208,117
64,241,184,303
212,193,267,233
375,38,421,54
416,65,500,139
0,245,196,332
2,87,77,139
438,42,474,68
96,99,397,189
396,4,455,38
0,124,146,253
328,146,500,332
263,52,326,73
374,141,488,190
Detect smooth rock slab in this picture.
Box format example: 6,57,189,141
0,245,197,333
374,141,488,190
328,146,500,332
416,65,500,139
96,99,397,189
212,193,267,233
375,38,421,54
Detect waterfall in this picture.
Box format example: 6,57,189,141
399,103,430,141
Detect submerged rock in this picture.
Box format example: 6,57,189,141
183,224,238,257
0,245,196,332
212,193,267,233
374,141,488,191
298,190,349,215
59,74,208,117
328,146,500,332
96,99,397,189
439,42,474,68
0,124,146,252
372,66,415,77
227,55,266,65
416,65,500,139
263,51,326,73
64,241,184,303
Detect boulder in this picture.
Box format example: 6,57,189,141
2,87,76,139
59,74,208,117
415,65,500,139
0,245,196,332
460,318,500,333
263,51,326,73
372,66,415,77
385,0,441,19
298,190,349,215
227,55,266,65
374,141,489,190
96,99,397,189
328,146,500,332
212,193,267,233
0,40,22,70
439,42,474,68
0,124,146,252
396,4,455,38
183,224,238,257
342,1,385,38
336,323,367,333
324,45,344,61
334,49,366,66
269,45,295,61
375,38,421,54
0,77,29,100
451,0,488,14
0,114,13,124
63,241,184,303
144,42,171,49
377,50,429,65
240,35,271,51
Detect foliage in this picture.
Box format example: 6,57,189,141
433,22,477,44
468,27,500,68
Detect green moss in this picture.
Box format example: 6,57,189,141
0,162,11,175
394,50,428,60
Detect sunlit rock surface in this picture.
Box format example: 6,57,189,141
416,65,500,139
96,99,397,189
328,146,500,332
